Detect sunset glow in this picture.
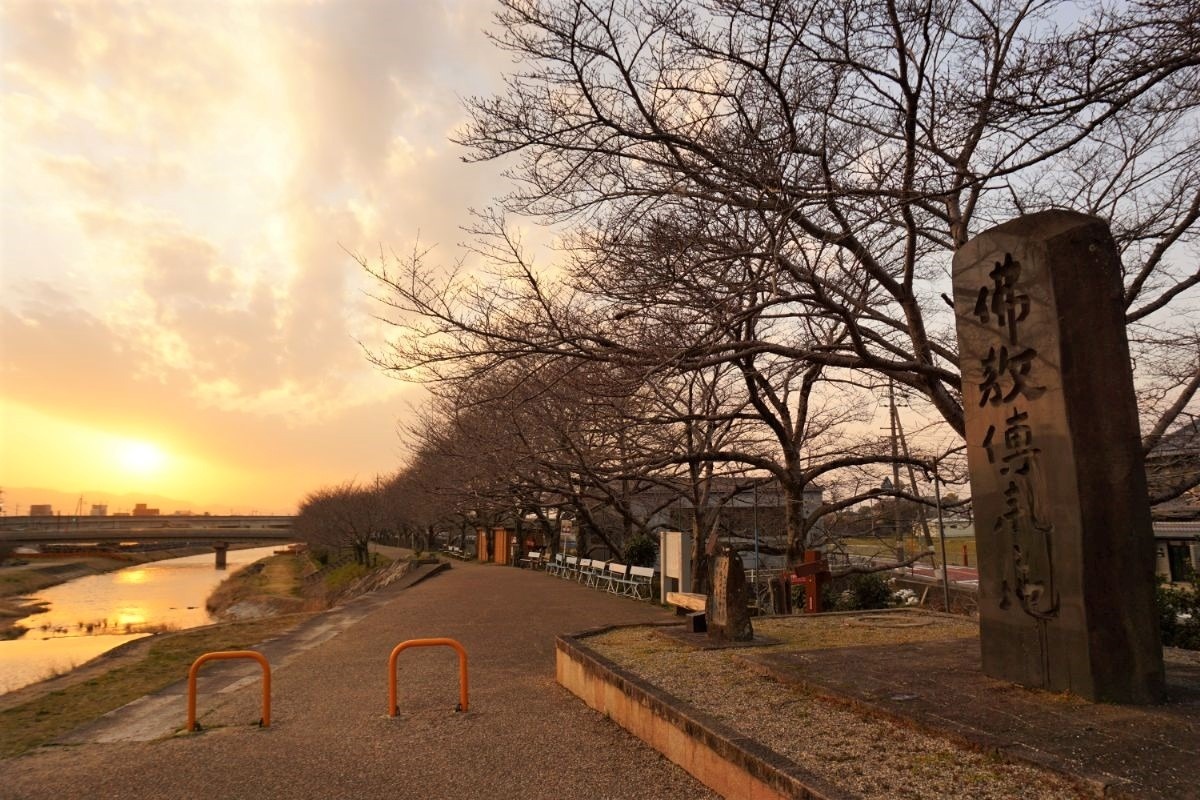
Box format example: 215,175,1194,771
0,2,502,514
116,441,167,476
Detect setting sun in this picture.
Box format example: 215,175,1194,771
117,441,168,475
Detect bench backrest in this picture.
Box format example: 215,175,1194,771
630,566,654,580
566,556,579,567
609,563,629,577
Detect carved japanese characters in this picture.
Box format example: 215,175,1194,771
953,211,1164,704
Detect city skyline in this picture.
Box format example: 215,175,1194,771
1,2,511,512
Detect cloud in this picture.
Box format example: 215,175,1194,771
0,0,509,505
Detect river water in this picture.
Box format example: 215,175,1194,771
0,545,281,695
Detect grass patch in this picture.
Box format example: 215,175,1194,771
322,554,392,593
839,535,977,567
324,561,370,592
0,563,109,598
205,554,311,617
0,613,311,758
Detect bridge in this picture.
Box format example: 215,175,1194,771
0,515,297,567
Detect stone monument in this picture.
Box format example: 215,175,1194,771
707,546,754,642
952,210,1164,703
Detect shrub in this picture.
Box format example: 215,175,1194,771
821,572,894,612
1157,575,1200,650
624,535,657,568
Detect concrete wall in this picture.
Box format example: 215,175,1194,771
556,627,847,800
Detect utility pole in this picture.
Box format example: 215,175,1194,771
933,461,951,612
752,482,760,607
887,380,903,558
885,380,935,558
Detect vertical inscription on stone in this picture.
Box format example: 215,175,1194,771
972,254,1057,625
953,211,1164,704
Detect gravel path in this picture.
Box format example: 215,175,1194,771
2,562,718,800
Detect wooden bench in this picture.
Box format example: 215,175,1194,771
443,546,470,561
517,551,542,569
666,591,707,632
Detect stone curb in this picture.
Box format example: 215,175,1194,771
557,624,853,800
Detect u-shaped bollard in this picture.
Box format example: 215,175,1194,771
186,650,271,732
388,638,469,717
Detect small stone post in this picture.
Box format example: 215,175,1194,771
952,210,1164,703
707,546,754,642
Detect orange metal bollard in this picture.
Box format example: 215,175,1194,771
186,650,271,732
388,637,469,717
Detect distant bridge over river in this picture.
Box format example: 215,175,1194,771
0,515,296,546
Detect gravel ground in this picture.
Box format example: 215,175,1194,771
588,615,1092,800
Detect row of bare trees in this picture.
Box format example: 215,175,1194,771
342,0,1199,588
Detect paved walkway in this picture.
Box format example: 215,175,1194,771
4,561,717,800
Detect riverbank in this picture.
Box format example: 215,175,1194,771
0,612,314,756
203,550,409,621
204,552,315,620
0,548,417,756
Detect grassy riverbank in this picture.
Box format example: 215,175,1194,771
1,548,412,758
0,614,312,757
205,553,314,619
204,551,395,619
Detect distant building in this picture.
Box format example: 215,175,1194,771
29,504,53,516
89,504,108,516
1155,521,1199,584
132,503,160,517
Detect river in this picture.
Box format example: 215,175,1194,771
0,545,282,695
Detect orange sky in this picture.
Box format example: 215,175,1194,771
0,1,510,513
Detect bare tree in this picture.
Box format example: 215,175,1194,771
364,0,1198,494
294,479,389,565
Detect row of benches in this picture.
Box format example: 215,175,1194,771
523,552,655,601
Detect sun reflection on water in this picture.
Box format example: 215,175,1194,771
115,568,150,585
114,609,148,630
